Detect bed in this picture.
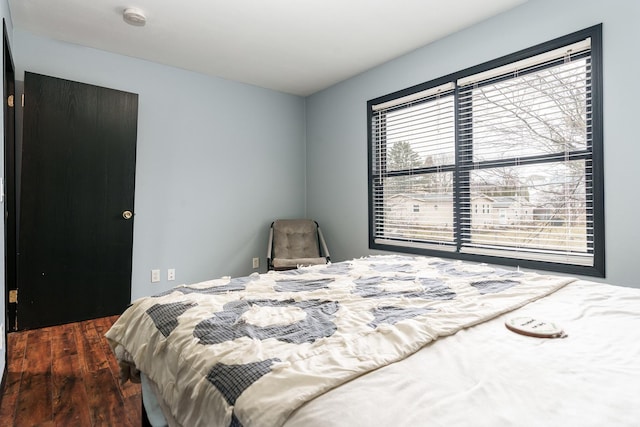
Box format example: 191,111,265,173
105,255,640,427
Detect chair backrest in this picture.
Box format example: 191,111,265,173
271,219,320,260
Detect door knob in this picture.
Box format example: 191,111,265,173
122,210,133,220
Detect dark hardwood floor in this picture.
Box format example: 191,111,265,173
0,316,142,426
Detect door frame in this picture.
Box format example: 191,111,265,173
3,19,16,344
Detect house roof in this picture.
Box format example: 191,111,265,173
391,193,531,208
389,193,451,203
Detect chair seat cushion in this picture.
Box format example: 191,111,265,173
272,257,327,270
272,220,320,260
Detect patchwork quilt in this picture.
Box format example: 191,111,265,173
105,255,575,427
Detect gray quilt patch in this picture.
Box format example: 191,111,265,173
493,268,525,278
370,263,416,273
418,278,457,300
229,413,243,427
471,279,520,294
178,276,256,296
317,263,352,275
154,276,254,297
207,358,281,406
194,299,339,345
278,268,305,276
354,276,456,300
274,278,334,292
437,262,496,277
368,306,435,328
146,302,198,337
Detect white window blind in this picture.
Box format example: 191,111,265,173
371,85,456,247
458,38,593,265
368,26,603,276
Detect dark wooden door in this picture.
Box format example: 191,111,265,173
18,72,138,329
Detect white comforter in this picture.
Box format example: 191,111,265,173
285,279,640,427
106,255,577,427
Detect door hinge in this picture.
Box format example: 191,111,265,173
21,93,24,107
9,289,17,303
7,94,13,107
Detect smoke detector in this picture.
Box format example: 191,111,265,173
123,8,146,26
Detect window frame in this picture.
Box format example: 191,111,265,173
367,24,604,277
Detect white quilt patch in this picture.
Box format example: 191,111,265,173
240,304,308,328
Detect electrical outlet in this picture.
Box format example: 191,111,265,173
168,268,176,281
151,269,161,283
252,257,259,269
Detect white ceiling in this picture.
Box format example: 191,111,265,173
8,0,527,96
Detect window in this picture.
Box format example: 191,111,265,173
368,25,604,277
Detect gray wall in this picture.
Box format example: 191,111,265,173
305,0,640,288
12,29,307,300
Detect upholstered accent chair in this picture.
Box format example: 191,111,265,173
267,219,330,271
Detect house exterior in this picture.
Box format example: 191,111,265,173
474,196,533,227
387,193,533,232
387,193,453,229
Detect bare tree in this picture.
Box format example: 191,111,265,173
467,57,590,250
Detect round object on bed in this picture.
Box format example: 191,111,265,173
505,316,567,338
